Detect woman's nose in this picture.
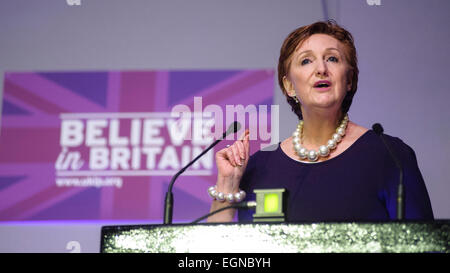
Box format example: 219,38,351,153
315,61,328,77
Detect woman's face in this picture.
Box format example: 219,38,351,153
284,34,352,116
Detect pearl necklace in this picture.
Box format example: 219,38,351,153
292,114,349,162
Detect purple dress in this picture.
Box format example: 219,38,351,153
238,130,434,222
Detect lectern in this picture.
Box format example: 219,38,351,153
101,221,449,253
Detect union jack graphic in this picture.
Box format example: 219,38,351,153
0,70,274,222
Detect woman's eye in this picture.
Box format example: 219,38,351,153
301,59,311,65
328,56,339,62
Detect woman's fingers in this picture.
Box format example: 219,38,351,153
235,141,245,160
230,144,242,166
243,130,250,158
239,129,250,141
225,146,237,167
220,128,250,168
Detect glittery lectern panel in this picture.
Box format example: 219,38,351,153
101,221,449,253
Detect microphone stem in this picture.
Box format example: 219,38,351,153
168,138,220,193
380,135,405,220
397,174,404,220
163,135,225,225
372,123,405,221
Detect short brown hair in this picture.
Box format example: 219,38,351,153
278,20,359,120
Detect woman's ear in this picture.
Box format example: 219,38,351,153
282,76,295,97
346,69,353,92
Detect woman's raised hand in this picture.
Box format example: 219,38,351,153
215,129,250,193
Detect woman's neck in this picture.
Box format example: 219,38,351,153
300,109,344,149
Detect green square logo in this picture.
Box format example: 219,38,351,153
264,193,279,213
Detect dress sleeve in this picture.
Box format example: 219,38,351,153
384,138,434,220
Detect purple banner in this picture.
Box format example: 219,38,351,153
0,70,275,222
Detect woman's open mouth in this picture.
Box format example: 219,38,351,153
313,80,332,91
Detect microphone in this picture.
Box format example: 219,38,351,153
372,123,405,220
163,121,241,225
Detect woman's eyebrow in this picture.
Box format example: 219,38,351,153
298,47,341,57
297,50,312,57
324,47,341,54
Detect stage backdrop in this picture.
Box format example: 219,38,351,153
0,69,275,223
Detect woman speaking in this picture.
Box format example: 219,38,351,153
208,20,433,222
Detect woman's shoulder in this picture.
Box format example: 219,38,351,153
359,125,419,164
347,122,412,150
380,133,418,162
316,121,418,165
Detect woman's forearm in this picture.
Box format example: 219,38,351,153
207,200,236,222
